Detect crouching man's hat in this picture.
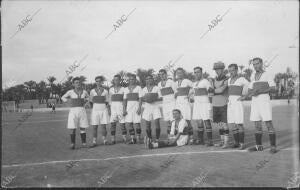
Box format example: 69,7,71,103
213,61,225,70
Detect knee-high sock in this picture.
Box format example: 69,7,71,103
111,123,116,136
269,132,276,146
70,133,76,144
135,124,141,135
155,119,161,140
80,129,86,144
232,128,239,144
255,132,263,145
146,122,152,139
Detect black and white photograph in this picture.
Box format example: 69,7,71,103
1,0,299,188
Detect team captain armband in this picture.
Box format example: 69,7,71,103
143,93,158,103
92,96,106,103
70,98,85,107
194,88,208,96
253,82,269,94
228,85,243,96
127,93,139,101
111,94,124,102
177,87,191,96
160,87,174,96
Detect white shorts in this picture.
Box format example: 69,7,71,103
125,102,141,123
161,101,176,121
67,107,89,129
192,102,212,120
91,108,109,125
250,95,272,122
142,104,161,121
175,100,192,120
176,135,189,146
227,100,244,124
110,102,125,123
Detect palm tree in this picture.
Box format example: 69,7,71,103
47,76,56,99
135,68,156,88
24,80,37,99
238,65,245,73
36,80,47,103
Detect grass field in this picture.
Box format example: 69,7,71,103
1,100,299,187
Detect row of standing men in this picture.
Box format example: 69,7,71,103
61,57,277,153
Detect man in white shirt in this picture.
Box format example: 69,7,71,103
227,64,249,150
109,74,126,144
89,76,110,147
144,109,189,149
175,67,194,144
61,77,90,149
123,73,143,144
190,67,214,146
158,69,177,138
240,57,277,154
141,75,162,142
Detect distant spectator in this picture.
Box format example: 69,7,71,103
30,104,33,112
51,103,56,113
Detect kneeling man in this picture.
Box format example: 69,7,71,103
144,109,189,149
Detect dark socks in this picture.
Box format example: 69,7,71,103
255,133,262,145
80,133,86,144
70,133,75,144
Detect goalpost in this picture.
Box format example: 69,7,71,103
2,101,16,112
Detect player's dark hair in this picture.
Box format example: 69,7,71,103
176,67,184,72
72,77,80,83
252,57,263,64
159,69,167,74
114,74,121,80
193,67,202,72
95,75,105,81
173,109,181,114
128,73,136,79
146,74,153,79
228,64,238,70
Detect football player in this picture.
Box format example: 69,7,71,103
61,77,90,149
144,109,189,149
190,67,214,146
89,76,110,147
227,64,249,150
158,69,177,138
141,74,162,142
123,73,143,144
240,57,277,153
211,62,230,148
174,67,194,144
109,74,126,144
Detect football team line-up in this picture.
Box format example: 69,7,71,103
61,57,277,154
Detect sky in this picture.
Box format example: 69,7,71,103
2,0,299,87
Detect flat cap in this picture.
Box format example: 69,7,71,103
213,61,225,70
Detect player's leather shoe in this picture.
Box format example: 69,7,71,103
214,142,224,147
248,145,263,152
70,144,75,150
129,138,137,144
232,143,240,148
195,140,205,145
269,146,277,154
144,136,151,149
103,140,109,145
90,142,97,148
110,140,116,145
